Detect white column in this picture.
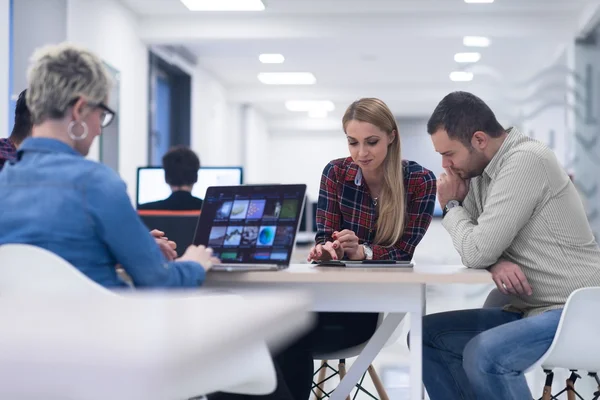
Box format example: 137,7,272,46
0,0,10,138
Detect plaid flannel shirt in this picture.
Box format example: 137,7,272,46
315,157,436,260
0,138,17,171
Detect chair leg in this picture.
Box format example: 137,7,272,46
541,371,585,400
313,359,388,400
567,374,576,400
367,365,389,400
314,360,328,400
589,373,600,400
566,371,585,400
337,360,350,400
541,370,554,400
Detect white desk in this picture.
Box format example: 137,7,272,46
0,292,313,400
204,263,492,400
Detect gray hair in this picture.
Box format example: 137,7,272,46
26,42,112,125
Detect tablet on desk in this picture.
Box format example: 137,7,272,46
316,260,413,268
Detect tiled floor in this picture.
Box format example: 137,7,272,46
299,221,598,399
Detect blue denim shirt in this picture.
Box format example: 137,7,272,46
0,138,205,288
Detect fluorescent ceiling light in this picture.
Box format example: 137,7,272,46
285,100,335,112
180,0,265,11
454,52,481,63
308,109,328,118
450,71,474,82
463,36,491,47
259,54,285,64
258,72,316,85
464,0,494,3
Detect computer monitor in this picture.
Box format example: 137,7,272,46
136,166,243,208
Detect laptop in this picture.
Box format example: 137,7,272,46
192,184,307,271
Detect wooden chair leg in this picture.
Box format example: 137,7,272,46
314,360,328,400
367,365,389,400
337,360,351,400
566,371,581,400
542,386,552,400
567,377,575,400
588,373,600,400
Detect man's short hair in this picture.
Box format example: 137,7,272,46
10,89,32,142
427,91,505,145
162,146,200,187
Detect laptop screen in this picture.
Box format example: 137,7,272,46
193,184,307,264
136,167,243,207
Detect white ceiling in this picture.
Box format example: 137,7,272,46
121,0,599,128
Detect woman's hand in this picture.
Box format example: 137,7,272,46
332,230,363,260
178,245,220,271
150,229,177,261
307,241,344,262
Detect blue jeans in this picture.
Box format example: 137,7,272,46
422,308,562,400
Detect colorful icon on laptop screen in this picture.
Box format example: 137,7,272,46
258,226,276,246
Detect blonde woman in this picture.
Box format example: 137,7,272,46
309,97,436,262
265,98,437,400
0,43,217,288
208,100,438,400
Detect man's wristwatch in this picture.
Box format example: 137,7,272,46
362,244,373,260
443,200,461,217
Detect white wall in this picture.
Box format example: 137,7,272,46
188,67,270,185
519,104,570,168
514,51,572,170
12,0,67,93
0,0,9,137
243,106,270,184
267,117,440,201
191,66,243,168
9,0,67,141
269,132,347,200
66,0,149,201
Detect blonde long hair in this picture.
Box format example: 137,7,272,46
342,98,405,247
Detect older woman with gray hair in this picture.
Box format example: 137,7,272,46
0,43,217,288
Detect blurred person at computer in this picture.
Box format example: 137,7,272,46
0,89,33,170
0,42,218,289
422,91,600,400
138,146,204,211
279,97,437,400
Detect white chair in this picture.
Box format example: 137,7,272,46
0,243,115,296
483,287,600,399
0,243,280,399
312,313,406,400
525,287,600,400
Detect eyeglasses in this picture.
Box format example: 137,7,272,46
95,103,116,128
67,98,116,128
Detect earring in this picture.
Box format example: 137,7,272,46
68,120,89,141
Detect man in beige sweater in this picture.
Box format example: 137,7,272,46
423,91,600,400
